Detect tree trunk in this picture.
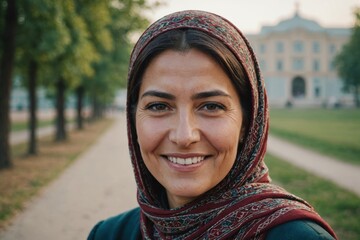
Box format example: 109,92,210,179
0,0,17,169
76,86,85,130
55,78,67,141
91,96,100,121
28,60,38,155
355,85,360,108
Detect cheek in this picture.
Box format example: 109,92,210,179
201,118,241,152
136,117,167,153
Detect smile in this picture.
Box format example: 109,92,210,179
167,156,205,165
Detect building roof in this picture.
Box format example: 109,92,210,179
260,12,351,36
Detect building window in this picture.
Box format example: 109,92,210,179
293,41,304,53
329,60,335,71
276,60,283,71
313,59,320,72
313,78,321,98
313,41,320,53
329,44,336,54
276,41,284,53
292,58,304,71
260,44,266,54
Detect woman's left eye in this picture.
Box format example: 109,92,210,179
200,103,226,112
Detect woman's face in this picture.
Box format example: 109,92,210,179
136,49,244,209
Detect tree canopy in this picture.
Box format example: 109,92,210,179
0,0,160,169
335,8,360,107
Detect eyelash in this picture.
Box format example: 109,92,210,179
145,102,171,112
144,102,226,113
199,102,226,112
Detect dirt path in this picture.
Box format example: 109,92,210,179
267,135,360,197
1,113,137,240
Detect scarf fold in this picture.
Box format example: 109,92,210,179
126,10,337,239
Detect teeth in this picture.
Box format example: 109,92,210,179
168,156,205,165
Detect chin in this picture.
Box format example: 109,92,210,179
166,183,210,205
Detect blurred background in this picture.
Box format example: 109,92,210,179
0,0,359,239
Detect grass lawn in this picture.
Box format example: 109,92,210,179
269,108,360,165
11,119,74,132
266,154,360,240
0,118,113,230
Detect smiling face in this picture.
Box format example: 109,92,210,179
135,49,244,209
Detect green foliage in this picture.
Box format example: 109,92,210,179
77,1,113,53
14,0,161,104
266,154,360,240
335,8,360,107
51,0,99,86
85,0,153,105
17,0,71,63
270,108,360,165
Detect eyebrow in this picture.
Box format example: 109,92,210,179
192,90,231,100
141,90,231,100
140,90,175,100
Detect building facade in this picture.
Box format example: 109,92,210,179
247,11,352,107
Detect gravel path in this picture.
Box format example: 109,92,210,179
1,113,137,240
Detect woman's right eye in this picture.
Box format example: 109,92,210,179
145,103,171,112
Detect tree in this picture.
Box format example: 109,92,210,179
335,8,360,108
86,0,152,120
16,0,70,154
73,0,113,128
0,0,161,167
0,0,17,169
47,0,99,141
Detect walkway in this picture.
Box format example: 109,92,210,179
1,113,359,239
0,113,137,240
267,135,360,196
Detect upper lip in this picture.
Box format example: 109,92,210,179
162,153,209,158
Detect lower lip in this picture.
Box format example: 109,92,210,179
165,157,206,172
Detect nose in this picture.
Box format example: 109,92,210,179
169,111,200,147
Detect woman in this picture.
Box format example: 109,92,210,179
88,10,337,239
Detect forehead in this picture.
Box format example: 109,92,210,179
146,49,215,74
139,49,238,96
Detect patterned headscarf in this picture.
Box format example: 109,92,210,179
126,10,337,239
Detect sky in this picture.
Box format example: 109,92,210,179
145,0,360,34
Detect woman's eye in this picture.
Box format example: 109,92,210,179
145,103,170,112
201,103,225,112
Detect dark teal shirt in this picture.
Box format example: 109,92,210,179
88,207,335,240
